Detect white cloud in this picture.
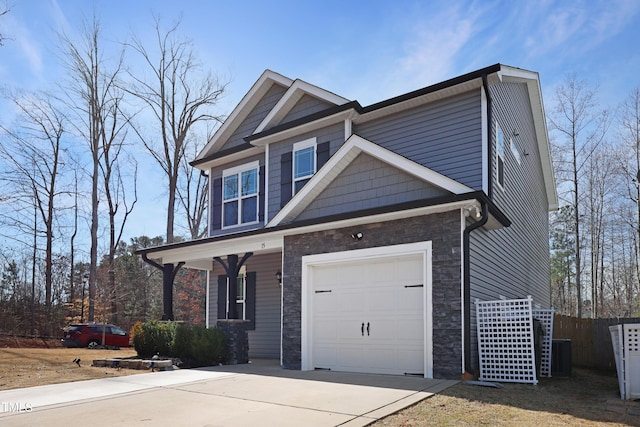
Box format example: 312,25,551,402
3,14,43,78
525,0,640,58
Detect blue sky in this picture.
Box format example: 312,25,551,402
1,0,640,246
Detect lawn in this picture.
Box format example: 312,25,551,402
0,340,140,390
374,367,640,426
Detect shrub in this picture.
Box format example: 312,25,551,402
132,320,175,357
131,321,226,367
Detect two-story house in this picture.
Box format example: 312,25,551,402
137,63,557,380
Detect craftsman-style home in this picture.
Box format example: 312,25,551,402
137,64,557,379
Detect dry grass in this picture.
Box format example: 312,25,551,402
375,368,640,426
0,339,140,391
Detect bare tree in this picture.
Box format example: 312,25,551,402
59,16,129,322
617,87,640,313
126,17,226,244
549,76,609,318
0,92,68,331
0,1,10,47
178,141,208,239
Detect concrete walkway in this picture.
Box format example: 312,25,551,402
0,360,457,426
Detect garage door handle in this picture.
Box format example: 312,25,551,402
367,322,370,336
361,323,364,336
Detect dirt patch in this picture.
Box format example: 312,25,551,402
0,347,140,390
375,368,640,427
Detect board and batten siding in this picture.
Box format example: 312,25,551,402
219,84,288,152
293,152,450,222
468,81,552,371
355,90,484,190
267,123,344,221
208,252,282,359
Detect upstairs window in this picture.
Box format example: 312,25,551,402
496,126,505,188
222,162,259,227
293,138,316,194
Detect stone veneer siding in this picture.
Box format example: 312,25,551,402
282,210,463,379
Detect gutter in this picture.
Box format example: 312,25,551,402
462,73,495,376
462,201,488,377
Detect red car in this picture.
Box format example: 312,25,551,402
61,323,130,348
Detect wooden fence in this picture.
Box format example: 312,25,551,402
552,314,640,370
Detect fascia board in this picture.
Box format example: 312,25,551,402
267,134,474,227
194,70,293,161
249,109,356,147
254,79,351,134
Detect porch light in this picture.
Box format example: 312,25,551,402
276,271,282,285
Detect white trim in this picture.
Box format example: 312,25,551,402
205,270,210,328
255,79,350,134
147,200,472,266
268,134,474,227
481,86,488,195
344,119,352,141
265,144,270,223
221,160,260,229
293,137,317,193
222,160,260,178
195,70,292,163
300,241,433,378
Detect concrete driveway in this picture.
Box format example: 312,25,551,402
0,360,457,426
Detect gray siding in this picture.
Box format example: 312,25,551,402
208,252,282,359
355,90,483,189
245,252,282,358
279,94,334,126
294,153,449,222
220,84,288,151
468,82,551,371
267,123,345,221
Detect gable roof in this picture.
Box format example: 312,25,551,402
254,79,350,133
496,66,558,210
267,134,474,227
193,70,293,164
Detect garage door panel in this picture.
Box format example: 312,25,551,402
311,252,426,376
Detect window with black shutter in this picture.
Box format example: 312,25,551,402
217,271,256,330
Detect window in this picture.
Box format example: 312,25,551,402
293,138,316,194
236,266,246,320
496,126,505,188
222,162,259,227
510,137,521,164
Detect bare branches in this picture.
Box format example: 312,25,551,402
124,16,226,243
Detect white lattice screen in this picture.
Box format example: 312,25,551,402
532,308,554,377
476,297,537,384
610,323,640,400
610,325,625,399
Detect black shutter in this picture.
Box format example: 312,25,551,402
258,165,265,222
280,152,292,208
317,141,330,169
217,275,227,320
212,177,223,231
245,272,256,330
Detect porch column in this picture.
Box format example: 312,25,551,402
214,252,253,319
161,262,184,321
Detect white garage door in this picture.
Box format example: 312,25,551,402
311,253,425,376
